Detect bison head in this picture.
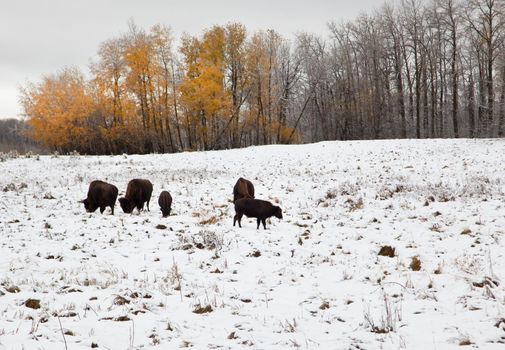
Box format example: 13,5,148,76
82,198,97,213
274,206,283,220
119,197,135,213
161,207,171,217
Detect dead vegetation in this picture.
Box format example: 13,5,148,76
193,304,213,314
410,256,422,271
378,246,396,258
363,292,402,334
345,197,364,211
199,216,218,225
24,299,41,309
247,250,261,258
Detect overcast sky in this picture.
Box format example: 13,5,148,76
0,0,382,119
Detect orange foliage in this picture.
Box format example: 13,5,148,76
21,23,299,154
21,67,95,152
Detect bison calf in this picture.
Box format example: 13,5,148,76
233,198,282,229
233,177,255,203
82,180,118,215
158,191,172,217
119,179,153,214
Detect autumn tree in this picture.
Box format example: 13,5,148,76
21,5,505,154
20,67,98,153
179,26,231,150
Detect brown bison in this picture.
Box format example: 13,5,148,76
233,198,283,229
233,177,255,203
82,180,118,215
158,191,173,217
119,179,153,214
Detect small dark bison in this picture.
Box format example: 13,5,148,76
233,198,283,229
233,177,255,203
82,180,118,215
158,191,173,217
119,179,153,214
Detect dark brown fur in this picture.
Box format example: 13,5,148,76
119,179,153,214
82,180,118,215
158,191,173,217
233,177,255,203
233,198,282,229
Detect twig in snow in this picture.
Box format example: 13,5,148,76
58,316,68,350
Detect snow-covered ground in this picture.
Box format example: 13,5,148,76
1,139,505,349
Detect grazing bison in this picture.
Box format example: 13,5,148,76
233,198,283,229
82,180,118,215
119,179,153,214
158,191,173,217
233,177,255,203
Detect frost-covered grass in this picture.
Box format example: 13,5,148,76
1,139,505,349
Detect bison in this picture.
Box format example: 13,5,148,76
233,198,283,229
233,177,255,203
158,191,173,217
82,180,118,215
119,179,153,214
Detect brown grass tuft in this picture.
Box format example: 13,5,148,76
193,304,213,314
378,246,396,258
410,256,422,271
461,228,472,235
24,299,41,309
247,250,261,258
319,301,330,310
199,216,218,225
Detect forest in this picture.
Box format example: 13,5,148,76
20,0,505,154
0,119,42,154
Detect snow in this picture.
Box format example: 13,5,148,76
1,139,505,349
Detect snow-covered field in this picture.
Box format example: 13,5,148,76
1,139,505,349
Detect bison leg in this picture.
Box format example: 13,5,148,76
256,218,261,229
234,213,243,227
147,200,150,212
111,205,114,215
262,218,267,230
100,206,105,214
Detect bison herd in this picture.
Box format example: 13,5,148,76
82,177,283,229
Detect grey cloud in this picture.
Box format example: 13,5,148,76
0,0,380,118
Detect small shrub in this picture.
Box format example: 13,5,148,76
326,190,337,200
2,183,16,192
113,296,130,305
459,339,472,346
6,286,20,293
228,331,238,339
25,299,41,309
319,301,330,310
247,250,261,258
345,197,364,211
363,293,402,334
472,277,499,288
199,216,218,225
410,256,422,271
461,228,472,235
114,316,130,321
193,304,213,314
378,246,396,258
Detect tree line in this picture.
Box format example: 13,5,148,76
0,119,43,154
21,0,505,154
